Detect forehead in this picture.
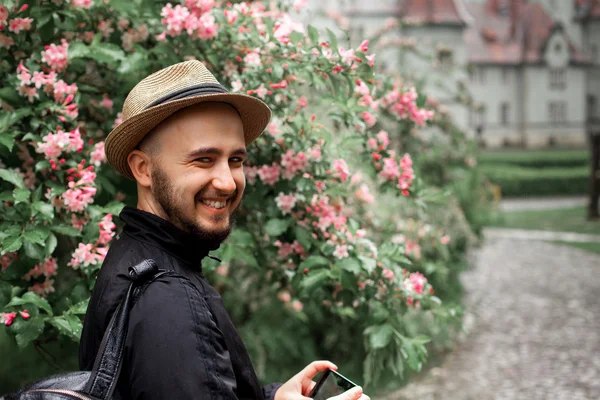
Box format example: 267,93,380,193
156,102,245,153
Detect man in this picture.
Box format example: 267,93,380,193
79,60,369,400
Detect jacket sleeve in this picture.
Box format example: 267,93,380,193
262,383,282,400
121,275,239,400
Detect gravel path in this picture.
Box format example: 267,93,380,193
500,196,588,212
382,236,600,400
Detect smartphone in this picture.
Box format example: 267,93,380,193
309,369,358,400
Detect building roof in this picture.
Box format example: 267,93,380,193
465,0,590,65
574,0,600,21
399,0,469,25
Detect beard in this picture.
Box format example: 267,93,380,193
151,164,236,250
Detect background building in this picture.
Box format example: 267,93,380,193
303,0,600,148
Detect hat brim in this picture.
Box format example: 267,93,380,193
105,92,271,180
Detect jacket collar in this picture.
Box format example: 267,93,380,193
119,206,216,268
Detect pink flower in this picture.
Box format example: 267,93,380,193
297,96,307,108
339,47,355,66
267,118,282,136
441,235,451,245
41,39,69,72
90,142,106,167
358,40,369,52
231,79,243,93
382,268,394,280
332,159,349,183
275,192,297,215
273,14,304,45
23,257,58,280
366,54,375,67
224,9,237,24
278,291,291,303
97,20,114,37
113,112,123,128
1,312,17,326
281,149,308,180
362,111,376,128
409,272,427,294
243,50,261,66
62,186,97,212
71,0,93,8
309,146,322,161
0,33,15,49
18,86,38,103
244,165,258,184
161,3,190,36
376,130,390,148
292,300,303,312
98,214,116,245
405,239,421,260
195,12,218,39
8,17,34,34
68,242,102,268
36,127,84,160
29,279,55,297
354,184,374,204
355,80,370,96
254,83,268,99
257,163,281,186
19,310,30,320
379,158,400,180
53,79,78,103
0,6,8,25
367,138,378,150
333,244,349,259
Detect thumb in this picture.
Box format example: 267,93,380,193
328,386,363,400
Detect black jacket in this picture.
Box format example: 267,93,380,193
79,206,281,400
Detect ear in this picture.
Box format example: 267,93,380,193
127,149,152,188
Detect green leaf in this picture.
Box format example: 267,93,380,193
0,168,25,189
23,228,50,245
294,226,313,251
49,315,82,342
2,236,22,254
45,233,57,256
8,292,53,316
368,323,393,349
326,28,339,54
68,42,90,60
0,131,18,151
24,242,45,259
300,269,331,295
289,30,304,45
307,24,319,44
0,87,21,106
12,188,30,204
359,256,377,273
0,109,32,135
264,218,291,236
11,317,45,348
51,225,81,237
90,43,125,66
32,202,54,219
298,255,329,271
336,257,361,274
68,299,89,315
117,51,147,75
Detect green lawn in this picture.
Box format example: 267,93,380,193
550,241,600,255
489,207,600,236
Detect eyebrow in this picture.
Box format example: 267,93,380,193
185,147,247,159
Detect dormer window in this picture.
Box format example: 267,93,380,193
549,68,566,90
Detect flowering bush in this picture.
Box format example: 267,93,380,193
0,0,489,389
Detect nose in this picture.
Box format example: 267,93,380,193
211,162,237,194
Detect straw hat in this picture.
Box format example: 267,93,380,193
105,60,271,180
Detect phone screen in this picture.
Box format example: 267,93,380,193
309,369,357,400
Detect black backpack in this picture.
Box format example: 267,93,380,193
2,259,174,400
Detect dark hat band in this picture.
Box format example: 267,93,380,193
146,83,229,109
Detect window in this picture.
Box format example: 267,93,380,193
471,108,487,127
549,68,566,90
475,68,486,84
588,95,597,119
500,102,510,125
548,101,567,125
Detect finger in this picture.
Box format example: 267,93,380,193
302,380,317,397
298,360,338,380
327,386,363,400
358,394,370,400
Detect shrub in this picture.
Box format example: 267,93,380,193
0,0,488,391
479,150,589,169
482,165,588,197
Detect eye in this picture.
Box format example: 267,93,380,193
195,157,212,163
229,157,245,164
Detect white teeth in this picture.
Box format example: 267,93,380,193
201,199,226,209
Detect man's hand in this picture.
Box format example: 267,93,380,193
273,361,370,400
